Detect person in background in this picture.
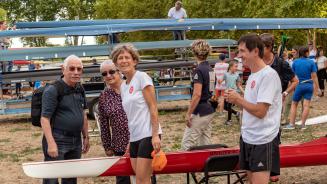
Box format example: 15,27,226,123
28,61,36,88
284,46,320,130
287,53,294,67
283,47,299,125
214,53,229,116
92,58,98,65
168,1,187,40
98,60,131,184
33,63,42,89
111,43,162,184
15,65,22,99
308,30,317,62
181,40,215,151
221,60,244,125
234,51,244,83
315,47,327,97
226,33,282,184
0,21,12,72
260,33,299,182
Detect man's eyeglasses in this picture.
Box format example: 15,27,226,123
101,70,118,77
68,66,83,72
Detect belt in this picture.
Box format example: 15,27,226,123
300,79,312,84
52,128,81,137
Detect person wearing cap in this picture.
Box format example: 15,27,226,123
168,1,187,40
181,39,215,151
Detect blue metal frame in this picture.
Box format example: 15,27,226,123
0,39,237,61
5,18,327,38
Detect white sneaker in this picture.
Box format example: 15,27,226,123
283,124,295,130
301,124,307,130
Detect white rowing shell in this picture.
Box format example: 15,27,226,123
295,114,327,125
22,157,120,178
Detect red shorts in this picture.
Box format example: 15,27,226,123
215,89,225,98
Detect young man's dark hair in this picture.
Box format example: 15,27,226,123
238,33,264,58
260,33,275,52
298,46,309,58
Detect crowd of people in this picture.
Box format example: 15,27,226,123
37,30,326,184
5,3,319,184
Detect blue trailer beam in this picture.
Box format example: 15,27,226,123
5,18,327,38
0,20,214,38
0,39,236,61
16,18,327,28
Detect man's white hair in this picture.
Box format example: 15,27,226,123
63,55,83,69
100,60,115,71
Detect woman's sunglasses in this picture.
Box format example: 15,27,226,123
102,69,119,77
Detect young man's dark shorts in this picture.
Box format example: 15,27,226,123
239,135,280,172
130,136,155,159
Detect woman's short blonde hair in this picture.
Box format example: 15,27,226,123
191,39,211,60
110,43,140,64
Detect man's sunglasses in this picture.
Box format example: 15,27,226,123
68,66,83,72
102,70,119,77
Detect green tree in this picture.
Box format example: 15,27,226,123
0,8,6,21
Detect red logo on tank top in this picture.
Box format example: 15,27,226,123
251,80,256,89
129,86,134,94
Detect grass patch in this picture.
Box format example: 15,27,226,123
159,110,168,115
9,127,29,133
0,152,6,160
0,138,10,143
32,132,42,137
0,152,20,162
171,143,181,151
9,153,19,162
20,147,42,156
26,157,34,162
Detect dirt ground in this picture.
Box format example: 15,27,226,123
0,96,326,184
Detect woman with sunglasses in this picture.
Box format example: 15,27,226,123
111,43,162,184
98,60,131,184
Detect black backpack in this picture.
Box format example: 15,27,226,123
31,80,85,127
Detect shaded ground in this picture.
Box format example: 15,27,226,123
0,96,326,184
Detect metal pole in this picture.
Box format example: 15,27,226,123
228,34,231,59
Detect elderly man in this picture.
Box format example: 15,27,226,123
168,1,187,40
41,55,90,184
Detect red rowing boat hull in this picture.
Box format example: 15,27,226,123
101,137,327,176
